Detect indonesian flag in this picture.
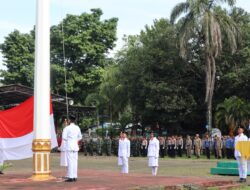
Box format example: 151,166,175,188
0,96,58,161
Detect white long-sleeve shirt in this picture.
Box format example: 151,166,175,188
234,133,248,157
147,137,160,158
62,123,82,151
118,138,130,157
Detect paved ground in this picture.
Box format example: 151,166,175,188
0,153,244,190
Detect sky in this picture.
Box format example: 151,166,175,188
0,0,250,70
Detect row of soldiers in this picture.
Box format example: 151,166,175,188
76,134,235,159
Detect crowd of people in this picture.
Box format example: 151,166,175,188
57,131,235,160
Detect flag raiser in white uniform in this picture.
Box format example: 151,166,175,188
148,137,159,176
118,137,130,174
62,122,82,180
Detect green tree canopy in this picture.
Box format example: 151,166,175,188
0,30,34,86
0,9,118,105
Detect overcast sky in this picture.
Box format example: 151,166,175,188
0,0,250,70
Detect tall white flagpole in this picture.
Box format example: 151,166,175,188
32,0,53,181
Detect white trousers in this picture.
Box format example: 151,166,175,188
60,151,68,167
236,157,247,179
151,166,158,176
118,157,129,174
66,151,78,178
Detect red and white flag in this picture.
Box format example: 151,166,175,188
0,96,58,161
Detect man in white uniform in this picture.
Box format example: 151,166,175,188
147,132,160,176
118,132,130,174
63,115,82,182
234,126,248,183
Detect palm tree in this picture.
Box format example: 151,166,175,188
215,96,250,135
170,0,239,132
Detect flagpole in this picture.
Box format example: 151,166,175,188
32,0,53,181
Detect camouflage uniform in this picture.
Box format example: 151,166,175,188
97,137,103,156
82,139,88,156
135,137,141,157
185,136,192,158
194,136,202,158
104,137,112,156
112,137,119,156
130,138,136,157
87,138,94,156
215,136,223,159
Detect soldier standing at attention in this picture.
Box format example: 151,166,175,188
177,136,183,157
147,132,160,176
141,137,148,157
185,135,192,158
97,136,103,156
118,132,130,174
171,136,176,158
159,136,165,158
204,134,211,159
167,137,171,157
88,138,94,156
215,135,223,159
194,134,202,158
106,136,112,156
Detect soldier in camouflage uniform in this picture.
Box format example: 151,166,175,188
82,138,88,156
112,137,119,156
92,137,98,156
130,137,136,157
87,138,94,156
104,136,112,156
194,134,202,158
135,137,141,157
116,137,120,156
185,135,192,158
97,137,103,156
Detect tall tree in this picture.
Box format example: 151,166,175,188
113,19,199,132
0,30,34,86
0,9,118,105
170,0,239,132
50,8,118,103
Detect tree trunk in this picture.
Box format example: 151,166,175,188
206,54,216,133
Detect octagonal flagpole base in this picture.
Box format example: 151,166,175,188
31,139,55,181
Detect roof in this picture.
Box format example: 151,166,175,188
0,84,96,116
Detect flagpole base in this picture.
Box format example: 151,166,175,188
32,139,54,181
31,173,55,181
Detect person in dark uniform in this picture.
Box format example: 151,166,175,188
167,137,171,157
159,137,165,158
204,134,211,159
177,136,183,157
141,137,148,157
171,136,176,158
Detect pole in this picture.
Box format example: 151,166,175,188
32,0,53,181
